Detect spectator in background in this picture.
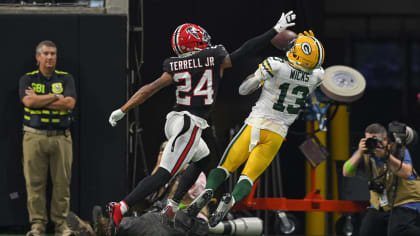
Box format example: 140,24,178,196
343,123,420,236
19,40,77,236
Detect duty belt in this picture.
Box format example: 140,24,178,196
23,125,70,137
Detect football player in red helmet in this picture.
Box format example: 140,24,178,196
106,11,296,235
171,23,212,56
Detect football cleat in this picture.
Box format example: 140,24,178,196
187,189,214,217
171,23,211,57
286,32,325,73
106,202,123,236
209,193,234,227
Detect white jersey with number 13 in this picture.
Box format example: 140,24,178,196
245,56,324,137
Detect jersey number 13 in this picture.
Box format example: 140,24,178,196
273,83,309,114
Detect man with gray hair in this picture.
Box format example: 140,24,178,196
19,40,77,236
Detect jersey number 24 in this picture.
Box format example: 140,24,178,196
174,69,214,106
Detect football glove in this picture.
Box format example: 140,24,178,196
273,10,296,33
109,109,125,127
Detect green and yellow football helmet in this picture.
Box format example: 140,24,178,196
286,30,325,73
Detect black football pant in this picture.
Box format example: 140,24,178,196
359,207,420,236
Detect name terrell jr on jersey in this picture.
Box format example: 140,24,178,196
169,57,215,71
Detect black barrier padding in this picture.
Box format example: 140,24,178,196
0,14,127,227
336,160,370,201
78,14,127,221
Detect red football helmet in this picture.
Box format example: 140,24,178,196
171,23,211,56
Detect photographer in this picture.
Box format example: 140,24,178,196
343,123,420,236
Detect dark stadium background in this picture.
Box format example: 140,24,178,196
1,0,420,235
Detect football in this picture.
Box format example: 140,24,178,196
270,30,298,50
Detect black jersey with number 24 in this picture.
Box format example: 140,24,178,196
162,45,229,121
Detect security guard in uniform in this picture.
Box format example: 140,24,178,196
19,40,76,236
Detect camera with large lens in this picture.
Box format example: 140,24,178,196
368,180,385,194
365,136,380,154
388,121,418,146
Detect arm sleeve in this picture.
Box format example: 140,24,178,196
229,28,277,66
63,74,77,100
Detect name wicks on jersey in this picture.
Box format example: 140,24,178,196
289,69,309,82
169,56,215,71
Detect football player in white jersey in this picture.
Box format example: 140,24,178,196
187,30,325,227
105,11,298,235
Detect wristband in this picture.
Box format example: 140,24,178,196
178,203,186,209
344,160,356,175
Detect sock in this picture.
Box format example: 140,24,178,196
231,176,253,202
120,200,128,215
206,167,229,190
172,162,203,203
124,167,171,207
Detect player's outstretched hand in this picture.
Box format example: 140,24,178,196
109,109,125,127
273,10,296,33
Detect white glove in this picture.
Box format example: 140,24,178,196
273,10,296,33
109,109,125,127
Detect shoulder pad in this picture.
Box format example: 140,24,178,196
266,57,285,69
261,57,285,77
